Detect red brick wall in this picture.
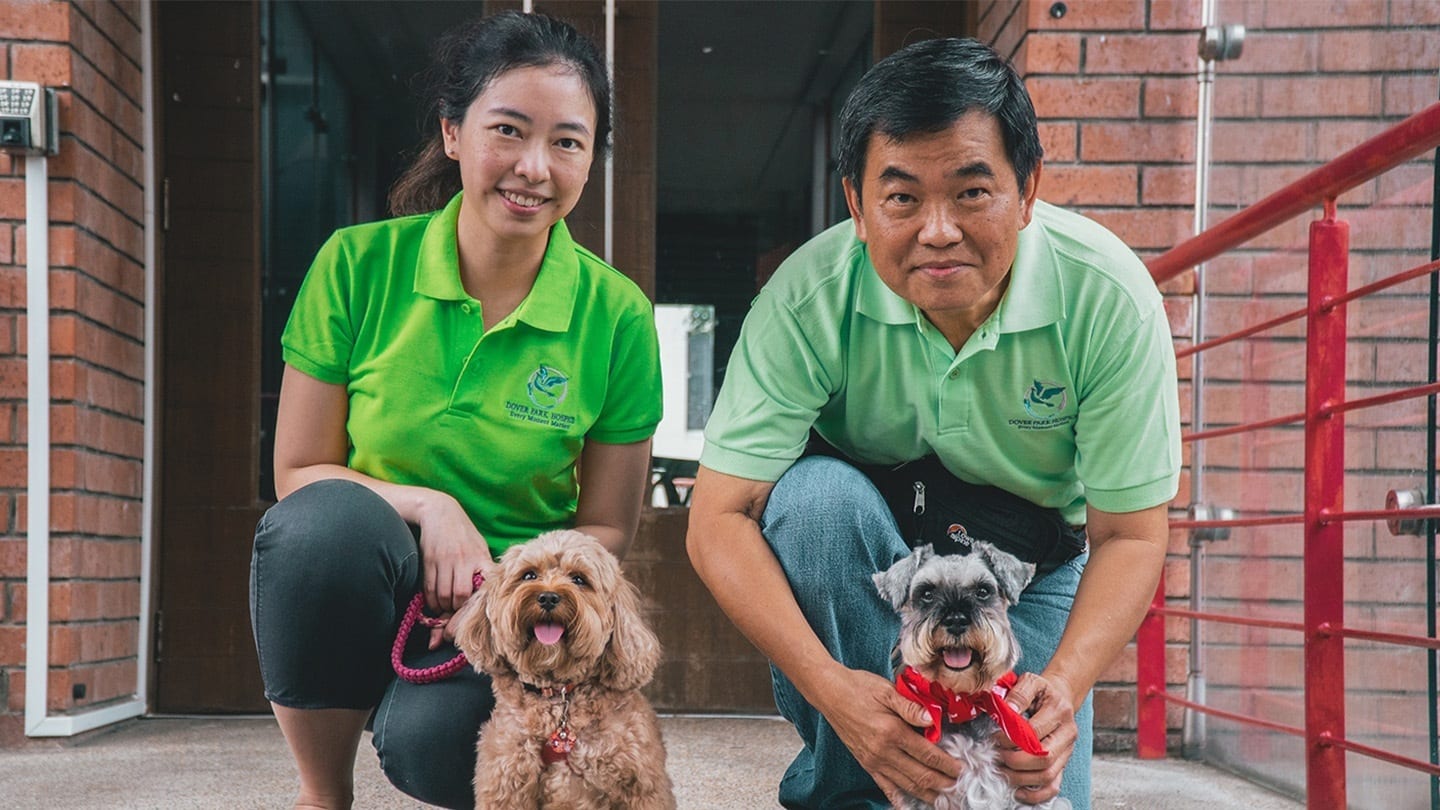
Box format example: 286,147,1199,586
1187,3,1437,802
0,0,146,745
981,1,1439,781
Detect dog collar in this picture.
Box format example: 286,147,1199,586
521,681,575,699
895,666,1048,756
520,681,578,764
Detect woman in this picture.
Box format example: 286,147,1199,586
249,12,661,809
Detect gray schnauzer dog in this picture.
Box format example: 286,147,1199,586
874,542,1072,810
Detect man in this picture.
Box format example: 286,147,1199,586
686,38,1180,810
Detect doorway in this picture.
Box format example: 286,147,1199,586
654,0,871,390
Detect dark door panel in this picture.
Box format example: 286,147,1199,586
155,0,267,713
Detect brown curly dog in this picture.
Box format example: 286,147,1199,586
452,529,674,810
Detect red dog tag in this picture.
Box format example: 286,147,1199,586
541,727,575,765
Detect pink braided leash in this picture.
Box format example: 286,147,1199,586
390,572,485,684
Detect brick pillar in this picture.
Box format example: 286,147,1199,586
0,0,147,746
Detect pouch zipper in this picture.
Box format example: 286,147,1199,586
907,480,927,543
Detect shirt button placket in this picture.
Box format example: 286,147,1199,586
937,363,969,434
450,300,486,412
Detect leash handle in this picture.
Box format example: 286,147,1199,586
390,572,485,684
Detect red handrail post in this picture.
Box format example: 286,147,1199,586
1136,571,1168,758
1303,209,1348,810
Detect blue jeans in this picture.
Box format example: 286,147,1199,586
250,479,492,810
761,457,1093,810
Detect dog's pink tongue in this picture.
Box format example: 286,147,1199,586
943,647,974,670
534,622,565,646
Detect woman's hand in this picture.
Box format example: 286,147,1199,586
413,490,493,616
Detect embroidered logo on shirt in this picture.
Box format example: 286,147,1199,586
506,365,577,431
1022,379,1067,418
1008,378,1076,431
526,365,570,410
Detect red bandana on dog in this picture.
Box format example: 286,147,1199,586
895,666,1048,756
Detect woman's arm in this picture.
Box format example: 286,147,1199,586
273,364,360,497
572,437,653,559
273,364,491,612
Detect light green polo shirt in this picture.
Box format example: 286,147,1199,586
701,200,1180,524
282,193,663,554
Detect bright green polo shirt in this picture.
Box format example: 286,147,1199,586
282,193,662,554
701,200,1180,524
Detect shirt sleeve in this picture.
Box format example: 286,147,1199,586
700,287,839,481
280,232,354,385
587,301,664,445
1073,297,1182,513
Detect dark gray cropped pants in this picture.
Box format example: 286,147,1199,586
250,479,493,809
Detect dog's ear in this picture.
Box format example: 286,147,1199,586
977,541,1035,605
451,575,504,675
873,544,933,610
596,573,661,691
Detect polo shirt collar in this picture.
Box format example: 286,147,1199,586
994,215,1064,333
414,193,468,300
852,218,1064,333
413,192,578,332
514,220,579,333
854,244,915,326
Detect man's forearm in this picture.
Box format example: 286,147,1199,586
687,511,844,707
1041,517,1168,705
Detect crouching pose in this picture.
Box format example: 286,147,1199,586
249,11,661,809
686,37,1180,810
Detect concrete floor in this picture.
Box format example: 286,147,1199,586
0,715,1304,809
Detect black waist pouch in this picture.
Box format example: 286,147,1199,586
807,437,1087,577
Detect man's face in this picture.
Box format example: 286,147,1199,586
843,110,1040,341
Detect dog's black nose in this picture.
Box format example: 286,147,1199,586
537,591,561,611
942,609,971,635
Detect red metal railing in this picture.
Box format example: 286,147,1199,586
1136,100,1440,809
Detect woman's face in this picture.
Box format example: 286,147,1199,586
440,64,598,245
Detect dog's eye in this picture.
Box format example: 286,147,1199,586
974,585,993,601
915,586,935,604
521,571,537,581
570,574,588,587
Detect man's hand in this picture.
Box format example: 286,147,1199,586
997,671,1077,805
687,467,962,804
814,666,962,806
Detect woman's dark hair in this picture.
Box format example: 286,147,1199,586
836,38,1042,198
387,10,612,216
